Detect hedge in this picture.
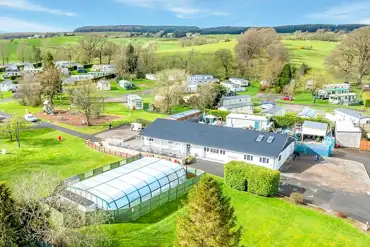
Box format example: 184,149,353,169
272,115,332,129
363,92,370,108
224,161,280,197
207,109,229,121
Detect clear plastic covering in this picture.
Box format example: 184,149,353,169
67,157,186,210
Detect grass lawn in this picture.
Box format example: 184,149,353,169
0,100,42,116
0,128,120,184
98,79,156,98
237,80,260,96
0,91,13,99
98,179,370,247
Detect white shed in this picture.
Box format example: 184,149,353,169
127,94,143,110
97,80,111,91
335,120,362,149
302,121,328,142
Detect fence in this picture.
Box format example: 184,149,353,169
360,140,370,151
85,139,132,158
91,171,205,223
65,154,142,185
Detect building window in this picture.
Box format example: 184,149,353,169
244,155,253,161
148,138,154,142
168,141,174,144
260,157,269,164
278,155,281,161
204,147,207,152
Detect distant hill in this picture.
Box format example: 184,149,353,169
74,24,368,35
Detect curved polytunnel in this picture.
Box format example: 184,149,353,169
67,157,187,210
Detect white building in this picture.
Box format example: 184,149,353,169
146,74,156,80
329,93,357,105
119,80,132,89
4,71,21,78
302,121,328,142
261,106,286,117
23,64,43,75
218,95,253,114
229,78,249,87
220,82,245,92
226,113,272,131
62,74,94,84
88,71,114,78
324,83,350,90
127,94,143,110
97,80,111,91
334,108,370,126
91,64,115,72
298,107,317,119
0,80,14,92
335,120,362,149
141,118,295,170
60,68,70,76
187,75,219,84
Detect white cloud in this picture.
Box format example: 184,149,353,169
0,0,75,16
306,1,370,24
115,0,228,19
0,17,64,32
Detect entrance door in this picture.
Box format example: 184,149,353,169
186,144,191,155
254,121,260,130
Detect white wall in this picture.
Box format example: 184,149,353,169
274,142,295,170
335,131,361,149
226,117,269,131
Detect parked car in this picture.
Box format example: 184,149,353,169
24,114,37,122
282,96,293,101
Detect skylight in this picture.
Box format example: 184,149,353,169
256,135,264,142
267,136,274,143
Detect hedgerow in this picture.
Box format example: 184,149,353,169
225,161,280,197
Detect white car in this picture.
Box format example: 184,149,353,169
24,114,37,122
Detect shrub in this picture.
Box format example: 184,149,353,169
207,109,229,121
290,192,304,204
337,212,346,218
275,86,282,94
224,161,280,197
363,92,370,107
260,85,267,92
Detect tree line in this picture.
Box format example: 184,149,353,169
74,24,368,35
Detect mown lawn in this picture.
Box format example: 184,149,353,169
98,79,156,98
98,179,370,247
0,128,119,184
0,91,13,99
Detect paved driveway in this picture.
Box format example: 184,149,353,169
189,158,370,224
332,148,370,177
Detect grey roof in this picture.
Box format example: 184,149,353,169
302,121,328,131
222,95,251,101
298,107,317,118
142,118,294,158
168,109,201,120
219,102,253,110
261,106,284,115
335,108,363,119
0,80,12,85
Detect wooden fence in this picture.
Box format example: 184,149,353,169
360,140,370,151
85,140,132,158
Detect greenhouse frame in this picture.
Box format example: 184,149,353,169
67,157,187,211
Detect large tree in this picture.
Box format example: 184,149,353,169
175,176,241,247
40,53,62,104
103,41,118,64
115,44,139,77
16,74,42,106
155,69,186,113
0,115,28,145
0,42,10,65
95,37,107,65
16,43,30,63
79,36,100,63
214,49,233,78
325,26,370,84
72,81,103,126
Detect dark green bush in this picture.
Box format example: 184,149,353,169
225,161,280,197
363,92,370,107
207,109,229,121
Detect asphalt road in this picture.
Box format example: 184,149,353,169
332,148,370,177
0,112,99,141
190,159,370,224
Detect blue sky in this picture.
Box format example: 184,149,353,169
0,0,369,32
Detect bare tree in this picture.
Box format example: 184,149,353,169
155,69,186,113
40,66,62,104
178,49,195,73
103,41,118,64
16,43,30,63
72,81,102,126
95,37,107,64
266,40,289,62
79,37,100,64
16,75,42,106
325,26,370,84
214,49,233,78
298,71,334,94
261,59,284,88
0,42,10,64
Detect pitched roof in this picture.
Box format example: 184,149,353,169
142,118,294,158
302,121,328,131
261,106,284,115
298,107,317,118
335,108,363,119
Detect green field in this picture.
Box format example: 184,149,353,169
0,128,119,184
99,178,370,247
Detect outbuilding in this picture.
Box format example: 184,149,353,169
226,113,272,131
141,118,295,170
335,120,362,149
119,80,132,89
97,80,111,91
302,121,328,142
261,106,286,117
218,95,253,114
127,94,143,110
298,107,317,119
0,80,14,92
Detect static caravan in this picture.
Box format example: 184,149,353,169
329,93,357,105
226,113,272,131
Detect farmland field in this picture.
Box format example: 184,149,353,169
0,35,338,71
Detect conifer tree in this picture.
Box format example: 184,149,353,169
175,176,242,247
